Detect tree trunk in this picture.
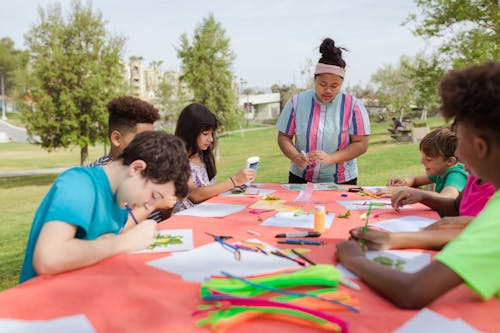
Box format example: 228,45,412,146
80,145,88,166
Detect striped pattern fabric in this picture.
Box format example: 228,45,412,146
276,89,370,183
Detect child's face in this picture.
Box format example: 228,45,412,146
455,122,479,178
112,123,155,156
117,175,177,211
420,153,451,177
197,129,214,151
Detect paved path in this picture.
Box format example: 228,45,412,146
0,167,68,178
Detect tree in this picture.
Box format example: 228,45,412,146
0,38,29,116
176,14,243,130
270,83,299,112
405,0,499,68
155,71,190,132
21,0,125,164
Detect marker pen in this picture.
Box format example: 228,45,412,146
275,231,321,238
277,239,324,246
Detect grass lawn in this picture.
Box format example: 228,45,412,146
0,116,444,290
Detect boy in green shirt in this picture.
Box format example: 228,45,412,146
336,61,500,308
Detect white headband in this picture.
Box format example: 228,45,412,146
314,63,345,78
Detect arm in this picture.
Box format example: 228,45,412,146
32,220,157,276
335,240,463,309
309,134,369,165
277,131,309,168
349,227,462,251
423,216,473,231
188,168,256,204
391,187,460,216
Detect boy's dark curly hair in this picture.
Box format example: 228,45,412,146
119,131,190,198
419,126,457,159
107,96,160,136
439,61,500,144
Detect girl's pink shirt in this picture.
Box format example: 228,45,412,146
459,174,496,216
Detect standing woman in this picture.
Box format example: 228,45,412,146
173,103,255,213
276,37,370,184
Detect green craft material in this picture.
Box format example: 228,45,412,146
200,265,341,298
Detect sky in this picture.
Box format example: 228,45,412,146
1,0,432,89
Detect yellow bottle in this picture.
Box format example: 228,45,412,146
313,205,326,234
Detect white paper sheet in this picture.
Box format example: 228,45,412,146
133,229,193,253
260,211,335,229
148,239,299,282
174,202,247,217
370,216,436,232
336,250,431,279
336,199,410,211
393,308,482,333
219,188,276,197
0,314,95,333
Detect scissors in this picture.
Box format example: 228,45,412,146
205,232,233,241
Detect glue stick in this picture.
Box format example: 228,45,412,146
313,206,326,234
245,156,259,186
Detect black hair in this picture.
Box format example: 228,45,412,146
119,131,190,198
439,61,500,144
174,103,220,180
318,37,347,68
107,96,160,136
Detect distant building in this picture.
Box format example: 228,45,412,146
238,93,281,122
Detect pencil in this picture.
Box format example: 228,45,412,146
291,249,317,265
125,202,139,224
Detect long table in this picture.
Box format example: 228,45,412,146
0,183,498,332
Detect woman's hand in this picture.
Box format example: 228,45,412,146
349,227,392,250
308,150,334,165
292,152,310,169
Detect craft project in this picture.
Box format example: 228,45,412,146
174,202,247,217
147,239,299,282
134,229,193,253
336,199,410,211
337,250,431,279
261,211,335,229
249,198,300,212
370,216,436,232
219,187,276,197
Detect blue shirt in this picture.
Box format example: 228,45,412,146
19,167,128,283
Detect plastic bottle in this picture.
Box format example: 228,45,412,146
313,206,326,234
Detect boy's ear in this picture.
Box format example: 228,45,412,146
110,130,123,148
128,160,147,176
446,155,457,166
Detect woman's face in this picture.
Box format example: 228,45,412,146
197,129,214,151
314,73,343,103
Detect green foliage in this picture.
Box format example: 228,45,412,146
406,0,499,67
0,37,29,101
176,14,243,131
20,0,126,165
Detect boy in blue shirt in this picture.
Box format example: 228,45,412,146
336,61,500,308
20,131,190,283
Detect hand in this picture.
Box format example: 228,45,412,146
233,168,256,186
349,227,391,250
335,240,365,265
391,187,424,211
308,150,333,165
292,152,310,169
388,177,407,186
120,219,157,252
422,216,473,231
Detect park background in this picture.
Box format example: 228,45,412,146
0,0,497,290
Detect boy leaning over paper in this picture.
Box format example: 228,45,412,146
20,131,191,283
335,61,500,309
